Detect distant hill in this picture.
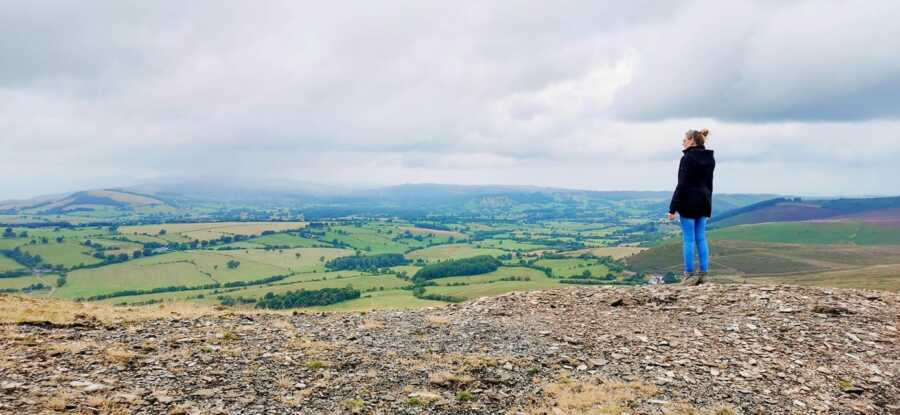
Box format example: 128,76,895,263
712,196,900,227
0,189,170,216
2,182,777,223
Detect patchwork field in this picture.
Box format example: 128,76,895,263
310,289,447,311
58,259,212,299
534,258,613,278
0,274,55,291
0,255,25,273
19,242,103,268
423,267,559,300
243,233,323,248
119,222,307,241
475,239,548,251
405,244,505,262
213,247,351,273
54,247,358,299
562,246,646,259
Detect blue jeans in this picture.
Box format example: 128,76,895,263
680,217,709,273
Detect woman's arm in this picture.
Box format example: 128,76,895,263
669,157,687,215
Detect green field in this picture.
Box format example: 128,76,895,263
321,226,411,254
431,266,545,286
423,267,559,300
19,242,102,268
217,247,351,273
309,289,446,312
54,247,356,299
534,258,612,278
711,221,900,245
57,255,214,299
0,255,25,272
476,239,548,251
244,233,324,248
405,244,505,262
0,274,56,291
119,222,307,242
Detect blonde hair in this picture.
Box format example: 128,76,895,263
686,129,709,146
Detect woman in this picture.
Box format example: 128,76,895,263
667,129,715,285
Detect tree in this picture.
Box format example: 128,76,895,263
55,236,64,243
2,228,14,238
227,260,241,269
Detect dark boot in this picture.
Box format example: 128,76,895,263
680,272,699,286
697,271,708,284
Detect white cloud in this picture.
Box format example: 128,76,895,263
0,0,898,199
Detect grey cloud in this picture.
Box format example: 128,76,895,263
612,0,900,122
1,0,899,198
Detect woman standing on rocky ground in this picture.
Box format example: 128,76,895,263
668,129,716,285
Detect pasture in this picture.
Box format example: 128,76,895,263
0,255,25,272
422,268,559,300
19,242,102,268
53,247,353,299
0,274,55,291
119,222,307,242
405,244,505,262
475,239,547,251
57,258,212,299
534,258,613,278
561,246,646,259
244,233,323,248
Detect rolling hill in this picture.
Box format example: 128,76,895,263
0,190,171,216
711,196,900,227
2,183,777,224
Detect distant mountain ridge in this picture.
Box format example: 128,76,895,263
1,182,778,222
0,190,169,215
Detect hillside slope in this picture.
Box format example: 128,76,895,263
712,196,900,227
0,190,170,216
1,285,897,414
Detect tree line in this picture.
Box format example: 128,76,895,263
413,255,501,281
325,253,409,272
255,287,361,309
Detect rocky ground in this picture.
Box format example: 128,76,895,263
0,284,898,414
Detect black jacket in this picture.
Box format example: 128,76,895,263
669,145,715,218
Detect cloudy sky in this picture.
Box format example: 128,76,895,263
2,0,899,199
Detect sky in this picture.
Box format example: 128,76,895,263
2,0,900,199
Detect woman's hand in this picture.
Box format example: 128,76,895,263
667,213,677,221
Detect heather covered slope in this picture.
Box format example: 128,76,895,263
0,285,898,414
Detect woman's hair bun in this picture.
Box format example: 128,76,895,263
699,128,709,137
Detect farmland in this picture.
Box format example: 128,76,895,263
119,222,307,242
1,189,898,310
405,244,505,262
0,216,651,309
